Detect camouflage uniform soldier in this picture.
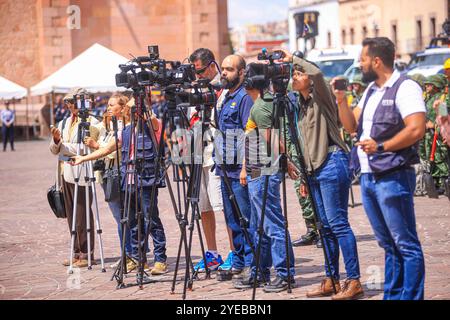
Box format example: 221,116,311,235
285,91,320,247
421,74,449,193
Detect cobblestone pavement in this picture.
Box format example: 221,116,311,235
0,140,449,300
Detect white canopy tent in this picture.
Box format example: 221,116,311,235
30,43,129,96
0,76,27,100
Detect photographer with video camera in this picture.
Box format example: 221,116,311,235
213,54,254,278
278,50,364,300
233,64,296,292
71,97,168,275
49,87,100,268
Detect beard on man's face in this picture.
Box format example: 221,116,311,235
221,74,240,89
361,64,378,83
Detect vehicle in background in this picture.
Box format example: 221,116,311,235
306,45,361,80
344,59,408,83
407,47,450,77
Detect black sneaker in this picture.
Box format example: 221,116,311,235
233,276,264,290
263,276,296,293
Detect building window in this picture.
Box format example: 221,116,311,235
52,36,63,46
430,17,436,38
200,13,208,23
342,29,346,45
392,24,398,47
200,32,209,43
416,20,423,50
362,26,368,39
350,28,355,44
327,31,332,48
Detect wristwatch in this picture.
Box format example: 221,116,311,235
376,142,385,153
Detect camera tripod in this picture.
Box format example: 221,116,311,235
67,96,106,274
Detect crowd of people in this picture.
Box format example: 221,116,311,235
47,37,450,300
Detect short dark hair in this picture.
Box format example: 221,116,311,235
234,54,246,71
190,48,215,67
362,37,395,69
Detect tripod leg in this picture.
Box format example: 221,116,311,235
68,179,80,274
68,161,82,274
86,159,106,272
193,203,211,280
84,161,93,270
349,184,355,208
281,171,293,293
252,174,270,300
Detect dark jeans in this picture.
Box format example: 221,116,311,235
2,125,14,151
128,187,167,263
361,169,425,300
308,150,361,280
101,183,131,255
221,177,253,270
247,173,295,280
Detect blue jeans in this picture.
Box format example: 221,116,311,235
221,178,253,270
247,173,295,280
308,150,360,280
101,183,131,255
128,187,167,263
360,169,425,300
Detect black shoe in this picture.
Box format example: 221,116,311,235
263,276,296,293
233,276,264,290
316,238,323,248
292,232,318,247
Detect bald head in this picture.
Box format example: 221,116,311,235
221,55,246,92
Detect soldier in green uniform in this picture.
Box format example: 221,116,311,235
421,74,449,194
284,91,320,247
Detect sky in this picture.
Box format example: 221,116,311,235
227,0,289,29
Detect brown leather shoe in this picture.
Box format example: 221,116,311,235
306,278,341,298
62,258,78,266
331,279,364,300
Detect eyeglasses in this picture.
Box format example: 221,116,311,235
195,61,213,75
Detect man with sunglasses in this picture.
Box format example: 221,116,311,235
189,48,230,273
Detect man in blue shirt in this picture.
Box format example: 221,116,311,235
1,102,15,152
214,55,254,278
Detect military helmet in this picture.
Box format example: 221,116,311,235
424,74,446,90
350,74,367,87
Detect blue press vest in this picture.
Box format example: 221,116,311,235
355,75,420,174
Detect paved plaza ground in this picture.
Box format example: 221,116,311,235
0,140,449,300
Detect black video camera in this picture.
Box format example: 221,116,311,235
244,49,291,93
115,45,196,89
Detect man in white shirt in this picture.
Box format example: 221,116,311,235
335,37,426,300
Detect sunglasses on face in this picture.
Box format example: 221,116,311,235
195,61,213,75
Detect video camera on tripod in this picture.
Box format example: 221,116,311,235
244,49,291,94
115,45,197,89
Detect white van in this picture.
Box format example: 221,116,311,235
306,45,362,80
